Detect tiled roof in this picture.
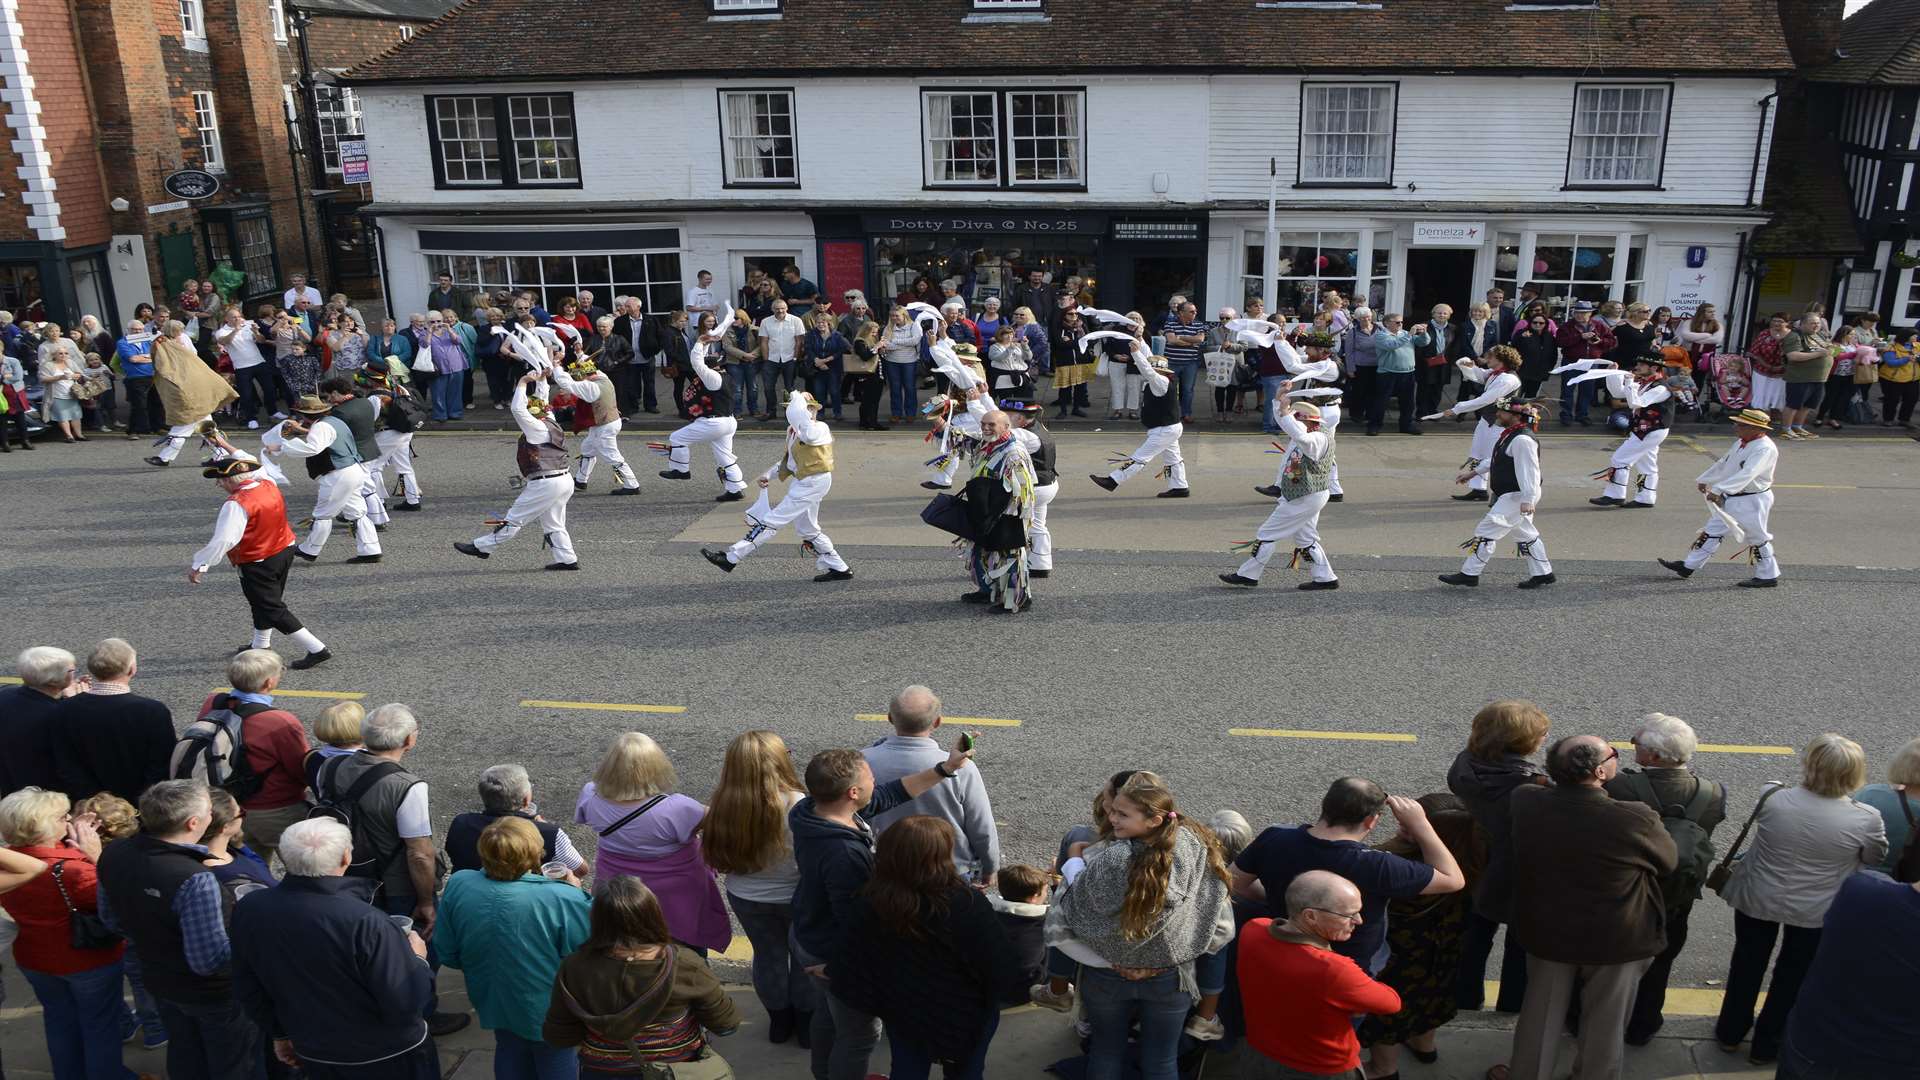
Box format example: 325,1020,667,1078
300,0,457,19
1750,91,1867,257
1808,0,1920,85
344,0,1796,83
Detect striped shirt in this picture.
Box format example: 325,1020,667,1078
1163,318,1209,364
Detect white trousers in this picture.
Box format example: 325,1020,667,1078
155,415,212,462
362,430,419,525
726,473,847,572
474,474,577,564
667,416,745,492
1466,418,1499,492
1236,490,1335,582
1602,428,1668,504
1749,372,1786,411
1029,481,1059,570
1683,491,1780,579
1108,368,1143,411
575,420,638,489
1108,423,1187,490
302,464,380,557
1461,493,1551,577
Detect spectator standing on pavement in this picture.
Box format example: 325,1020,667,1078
426,273,460,315
1603,713,1727,1044
1446,700,1550,1012
231,818,437,1080
419,314,470,422
1504,735,1677,1080
863,685,1001,886
684,271,720,329
1554,302,1615,426
721,307,761,420
1774,870,1920,1079
780,265,822,318
1052,304,1091,418
611,298,658,416
216,306,276,430
193,650,314,868
1853,736,1920,875
445,764,587,878
758,300,806,413
1713,734,1887,1065
1412,304,1454,420
437,817,592,1077
803,310,849,421
282,275,323,315
1508,311,1560,398
48,638,173,803
1341,307,1381,422
116,321,157,437
879,305,922,423
1368,313,1427,436
1161,300,1208,423
1,646,76,798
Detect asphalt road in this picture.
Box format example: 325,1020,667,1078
4,423,1917,991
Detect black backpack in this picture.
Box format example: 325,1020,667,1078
1616,771,1719,913
168,694,271,801
307,755,412,888
383,393,426,433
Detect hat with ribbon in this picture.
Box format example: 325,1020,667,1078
997,397,1044,413
291,394,331,415
1730,408,1775,430
201,454,261,479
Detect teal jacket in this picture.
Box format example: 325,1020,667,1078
1372,328,1430,374
436,870,592,1041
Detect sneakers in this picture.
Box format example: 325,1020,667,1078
1184,1014,1226,1042
1781,429,1803,441
141,1026,169,1050
245,420,259,430
1028,983,1075,1013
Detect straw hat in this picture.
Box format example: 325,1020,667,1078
1730,408,1774,430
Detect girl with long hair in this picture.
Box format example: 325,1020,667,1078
697,731,813,1045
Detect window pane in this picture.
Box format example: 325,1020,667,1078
925,92,998,184
1534,235,1574,282
722,90,797,183
508,95,579,182
610,254,649,283
1573,241,1614,282
434,97,500,184
1301,84,1393,182
1572,85,1665,185
1008,91,1081,184
1244,242,1264,278
315,86,364,174
507,256,541,286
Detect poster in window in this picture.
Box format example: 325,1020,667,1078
1664,267,1727,319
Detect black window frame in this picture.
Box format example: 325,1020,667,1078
199,205,284,304
715,87,801,189
425,92,584,191
1562,81,1674,192
1293,80,1399,190
918,86,1089,193
708,0,782,13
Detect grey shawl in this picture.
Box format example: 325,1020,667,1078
1044,828,1234,999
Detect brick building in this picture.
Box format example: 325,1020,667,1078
0,0,450,332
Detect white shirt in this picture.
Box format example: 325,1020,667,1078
1130,342,1170,396
1697,435,1779,495
1450,366,1523,416
283,286,323,309
1276,409,1331,466
215,321,267,369
395,784,431,839
191,493,253,571
758,314,805,364
511,381,554,444
685,286,718,317
1476,426,1542,503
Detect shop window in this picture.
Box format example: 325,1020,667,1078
872,236,1096,312
1298,83,1395,185
0,262,43,323
192,91,224,174
1527,233,1642,315
425,251,683,319
718,89,798,186
314,85,364,175
1242,231,1367,316
922,89,1084,189
427,94,581,189
1492,232,1522,302
1568,84,1669,187
203,210,282,300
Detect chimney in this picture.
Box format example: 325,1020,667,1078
1776,0,1846,69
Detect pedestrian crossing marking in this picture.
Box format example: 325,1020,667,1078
216,686,364,700
1230,728,1418,743
855,713,1023,727
1610,740,1793,755
521,699,688,713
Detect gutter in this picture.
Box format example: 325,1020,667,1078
1747,89,1780,207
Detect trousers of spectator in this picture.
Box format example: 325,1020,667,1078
888,1010,998,1080
574,420,639,490
1257,374,1288,433
462,361,475,408
302,1040,440,1080
474,474,576,564
1367,370,1417,433
812,983,882,1080
1519,377,1545,399
122,375,156,434
846,371,883,427
232,363,276,424
884,360,919,419
1682,491,1779,580
411,368,437,413
638,362,660,411
428,369,465,420
1169,359,1202,418
1714,911,1821,1060
21,961,134,1080
1028,480,1059,571
1346,364,1379,424
1816,372,1857,423
1465,418,1500,492
1081,966,1189,1080
726,474,848,572
155,414,214,463
729,893,814,1018
154,995,265,1080
1416,362,1451,418
1624,900,1692,1042
239,802,309,870
761,360,799,413
1243,1059,1363,1080
1507,955,1651,1080
1461,497,1552,577
808,358,844,417
670,374,689,418
1773,1026,1862,1080
1880,378,1919,423
1106,423,1187,490
613,363,645,415
1053,376,1090,412
1107,367,1142,414
301,465,381,558
1559,374,1596,423
726,361,758,416
1235,492,1335,583
492,1030,576,1080
482,353,514,406
121,946,164,1038
1601,427,1667,504
1457,911,1530,1011
667,416,746,491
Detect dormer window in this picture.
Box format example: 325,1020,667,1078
711,0,781,13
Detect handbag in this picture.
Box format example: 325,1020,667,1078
1853,359,1879,385
1706,783,1782,896
1895,793,1920,885
410,351,436,374
51,861,123,951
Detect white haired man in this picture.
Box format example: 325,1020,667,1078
1220,399,1338,591
455,370,578,570
0,646,76,795
231,818,438,1076
702,391,851,581
443,764,587,876
1604,713,1726,1045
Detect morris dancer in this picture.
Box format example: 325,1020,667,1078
188,453,331,669
1089,339,1188,498
934,401,1037,612
144,330,235,467
922,342,989,491
1439,400,1555,589
701,391,851,581
552,352,640,496
1588,354,1672,508
655,307,746,503
355,358,425,520
1658,408,1781,588
1006,399,1058,578
1424,344,1524,502
270,394,382,565
455,370,579,570
1220,399,1338,591
1258,386,1345,502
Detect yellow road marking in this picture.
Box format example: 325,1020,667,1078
1483,982,1733,1016
1231,728,1417,743
520,700,688,714
216,685,364,700
1610,740,1793,755
855,713,1023,728
0,676,19,684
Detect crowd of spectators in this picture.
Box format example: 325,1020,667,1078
1,640,1916,1080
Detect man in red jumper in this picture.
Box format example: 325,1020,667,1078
195,649,320,867
188,455,331,670
1238,870,1402,1079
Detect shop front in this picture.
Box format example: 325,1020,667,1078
0,240,117,331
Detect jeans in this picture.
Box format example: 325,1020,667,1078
810,986,882,1080
729,893,812,1015
887,1010,999,1080
153,995,266,1080
1170,360,1201,418
493,1030,578,1080
1346,365,1379,422
1455,910,1529,1012
1368,370,1418,431
122,945,164,1036
1258,374,1289,432
808,358,844,417
232,364,277,423
885,360,919,418
21,962,137,1080
1627,901,1691,1040
763,361,798,409
1559,372,1596,423
123,375,155,433
1081,966,1190,1080
1716,911,1821,1058
725,362,756,416
1774,1026,1867,1080
429,369,466,419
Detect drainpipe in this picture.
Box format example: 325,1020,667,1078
1747,90,1780,208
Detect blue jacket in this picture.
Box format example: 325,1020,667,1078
1372,328,1428,374
231,875,433,1065
367,332,414,368
116,337,153,378
436,870,592,1042
789,779,914,967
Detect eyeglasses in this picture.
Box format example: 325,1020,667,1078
1308,907,1363,924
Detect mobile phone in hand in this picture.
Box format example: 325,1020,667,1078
958,731,975,753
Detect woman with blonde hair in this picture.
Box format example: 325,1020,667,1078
1446,699,1551,1012
575,733,732,956
1713,733,1889,1065
698,730,813,1044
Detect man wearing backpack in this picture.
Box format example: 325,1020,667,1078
181,650,314,869
307,702,469,1037
1605,713,1727,1046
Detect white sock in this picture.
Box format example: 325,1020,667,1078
251,629,273,649
288,628,326,654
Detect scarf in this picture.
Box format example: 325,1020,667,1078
1044,828,1232,999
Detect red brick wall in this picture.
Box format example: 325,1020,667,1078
4,0,111,246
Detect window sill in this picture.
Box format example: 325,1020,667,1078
962,12,1050,22
1257,2,1383,9
1560,184,1666,192
708,12,781,21
721,181,802,190
1292,181,1395,190
1506,3,1597,9
183,35,210,53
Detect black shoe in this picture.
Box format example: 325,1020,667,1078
701,548,735,573
990,596,1033,614
545,562,580,571
870,423,891,431
144,456,169,467
794,1010,813,1050
345,554,382,564
1590,495,1624,507
960,590,991,604
289,648,332,671
769,1007,796,1045
453,542,488,560
1298,579,1340,590
1156,488,1190,498
292,549,319,562
659,469,692,480
1749,1049,1779,1067
1409,1047,1439,1064
1254,484,1283,498
1328,493,1344,502
611,487,640,496
920,480,951,490
1072,408,1090,417
573,481,587,491
1218,573,1258,587
1620,500,1654,509
643,407,660,414
1438,572,1480,587
715,490,744,503
1624,1024,1661,1047
814,569,854,582
1736,577,1778,588
1089,475,1118,491
1029,569,1050,578
1657,558,1694,578
394,501,422,511
1451,490,1488,502
1576,417,1591,426
1365,428,1381,437
1401,426,1424,435
427,1011,471,1038
1517,573,1556,589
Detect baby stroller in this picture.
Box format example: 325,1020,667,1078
1704,349,1751,419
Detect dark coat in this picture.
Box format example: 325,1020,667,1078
789,781,913,966
50,691,175,802
1508,785,1678,965
1446,749,1548,924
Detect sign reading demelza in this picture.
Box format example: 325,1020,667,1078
339,140,370,185
861,213,1107,235
1411,221,1487,246
162,170,221,201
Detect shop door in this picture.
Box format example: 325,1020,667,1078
1126,256,1199,324
158,233,198,298
1405,249,1476,323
